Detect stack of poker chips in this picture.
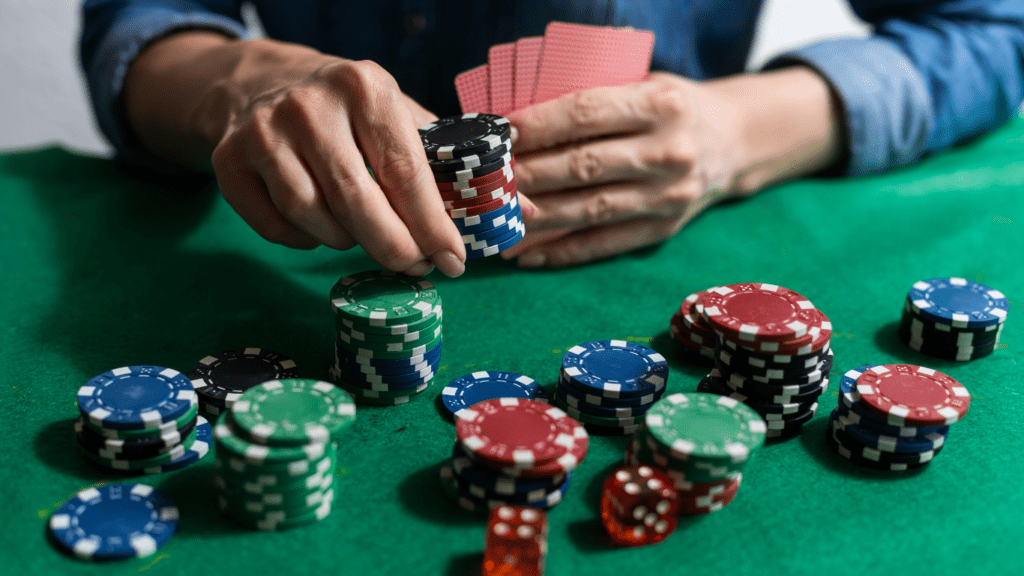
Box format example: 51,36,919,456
49,484,178,561
688,283,833,439
626,393,763,515
668,291,716,363
552,340,669,436
418,113,525,259
826,364,969,471
213,378,355,531
440,398,589,513
329,270,442,406
189,348,298,421
898,277,1008,361
75,365,211,474
441,371,549,418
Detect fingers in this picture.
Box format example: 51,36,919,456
514,217,681,268
499,228,572,260
211,149,321,250
514,134,665,195
341,61,466,276
508,78,683,153
522,182,657,233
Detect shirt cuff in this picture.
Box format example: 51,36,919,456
86,8,249,173
763,37,935,177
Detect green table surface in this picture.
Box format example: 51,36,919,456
2,117,1023,576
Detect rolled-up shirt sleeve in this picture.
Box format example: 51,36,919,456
80,0,249,167
763,0,1024,177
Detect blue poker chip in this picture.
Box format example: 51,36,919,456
450,444,564,496
453,202,522,234
460,216,524,243
907,278,1008,328
558,374,663,408
465,226,525,260
451,463,571,510
464,221,525,252
561,340,668,399
335,363,437,392
554,379,658,418
441,371,548,417
152,416,212,473
834,411,948,454
77,366,197,431
48,483,178,560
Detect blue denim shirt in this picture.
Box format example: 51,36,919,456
80,0,1024,177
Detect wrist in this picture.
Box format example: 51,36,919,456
706,66,843,196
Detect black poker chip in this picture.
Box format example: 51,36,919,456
419,114,511,160
428,140,511,173
188,348,298,405
75,416,198,458
430,153,513,183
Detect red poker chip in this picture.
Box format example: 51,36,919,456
679,290,718,343
670,312,714,349
435,159,515,191
441,179,517,206
500,419,589,478
723,309,832,355
456,398,579,469
445,191,517,218
438,175,514,200
677,473,742,516
702,283,821,344
853,364,970,426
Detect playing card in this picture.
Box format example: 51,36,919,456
454,64,490,114
513,36,544,110
533,22,654,105
488,43,516,116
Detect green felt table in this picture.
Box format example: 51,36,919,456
2,116,1022,576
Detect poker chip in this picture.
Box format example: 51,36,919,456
439,464,570,514
702,283,821,344
81,427,197,470
555,379,661,418
825,412,941,471
75,416,196,457
230,379,356,446
898,279,1008,360
420,114,524,259
853,364,970,426
77,365,197,431
418,113,511,160
669,306,715,362
441,371,548,417
81,401,198,440
455,398,579,468
188,348,298,415
329,270,444,405
49,483,178,561
644,393,766,466
451,444,565,496
834,411,948,454
562,340,668,399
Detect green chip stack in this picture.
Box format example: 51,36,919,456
626,392,765,514
212,378,356,531
328,270,443,405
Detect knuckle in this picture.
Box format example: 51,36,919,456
649,85,690,120
567,91,606,131
656,134,698,172
334,59,394,100
582,192,618,226
568,148,604,185
377,243,421,271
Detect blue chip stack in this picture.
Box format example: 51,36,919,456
439,444,572,513
75,365,211,474
899,277,1008,361
552,340,669,435
440,371,550,418
419,113,524,259
825,365,954,471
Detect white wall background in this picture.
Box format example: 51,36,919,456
0,0,869,157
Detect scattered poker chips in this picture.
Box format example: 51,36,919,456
213,378,352,530
329,270,443,405
48,483,178,561
75,366,210,474
626,393,760,514
677,284,833,439
441,371,549,418
442,398,588,513
825,364,968,471
553,340,668,436
419,114,524,259
188,348,298,420
898,278,1008,361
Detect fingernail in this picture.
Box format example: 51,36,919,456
405,260,435,277
509,125,519,146
431,249,466,278
518,252,546,268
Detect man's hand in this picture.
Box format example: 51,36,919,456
504,68,842,268
125,33,466,277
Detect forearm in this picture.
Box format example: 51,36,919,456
706,66,843,196
123,32,328,172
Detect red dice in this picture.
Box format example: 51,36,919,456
483,505,548,576
600,465,679,547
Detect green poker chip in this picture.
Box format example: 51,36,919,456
330,270,439,327
81,427,198,470
336,316,442,346
331,374,431,406
644,393,766,465
336,305,442,336
230,379,356,447
213,413,332,464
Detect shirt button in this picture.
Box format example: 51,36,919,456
405,12,426,35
